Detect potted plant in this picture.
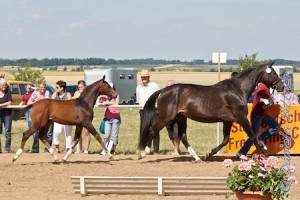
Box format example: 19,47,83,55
224,154,297,200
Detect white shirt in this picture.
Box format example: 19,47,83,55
136,81,160,109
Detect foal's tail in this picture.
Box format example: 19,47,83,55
12,104,33,120
138,90,161,150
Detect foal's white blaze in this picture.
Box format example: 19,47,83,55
13,148,23,161
188,146,201,161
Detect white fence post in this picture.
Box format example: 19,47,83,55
80,177,87,196
157,177,164,196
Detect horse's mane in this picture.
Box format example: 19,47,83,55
79,79,102,97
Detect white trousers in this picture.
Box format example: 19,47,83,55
52,122,72,149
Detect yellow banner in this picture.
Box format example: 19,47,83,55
226,104,300,154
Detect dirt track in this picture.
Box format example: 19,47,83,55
0,153,299,200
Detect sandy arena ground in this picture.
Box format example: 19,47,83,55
0,153,299,200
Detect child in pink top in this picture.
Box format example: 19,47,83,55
99,83,121,155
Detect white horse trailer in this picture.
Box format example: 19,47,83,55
84,69,137,104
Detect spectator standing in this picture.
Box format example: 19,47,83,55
27,82,51,153
0,78,12,153
99,83,121,155
52,80,72,153
74,80,91,154
19,84,33,128
275,84,298,105
136,70,160,154
165,80,181,155
237,82,280,158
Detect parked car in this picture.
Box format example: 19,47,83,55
6,81,33,105
46,85,55,97
6,81,55,105
66,85,78,97
298,94,300,104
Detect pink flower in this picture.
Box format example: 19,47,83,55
288,176,298,185
289,165,296,173
223,159,233,167
238,163,252,171
258,154,265,161
240,155,248,161
267,156,279,165
260,166,267,172
247,159,256,166
264,162,273,173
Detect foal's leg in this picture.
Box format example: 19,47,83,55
39,121,56,161
177,116,201,162
62,126,83,162
84,122,111,156
13,126,39,162
206,122,232,159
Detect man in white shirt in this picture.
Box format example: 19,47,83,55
136,70,160,154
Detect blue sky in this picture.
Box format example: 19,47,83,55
0,0,299,61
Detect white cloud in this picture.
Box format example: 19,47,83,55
68,20,91,29
16,27,27,34
31,14,44,20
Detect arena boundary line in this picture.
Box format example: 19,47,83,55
70,176,232,196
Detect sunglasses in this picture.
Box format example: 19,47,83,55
56,86,60,89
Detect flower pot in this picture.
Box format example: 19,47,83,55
235,191,272,200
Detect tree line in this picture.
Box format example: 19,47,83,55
1,57,300,67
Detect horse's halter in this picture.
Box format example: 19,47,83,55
265,67,282,100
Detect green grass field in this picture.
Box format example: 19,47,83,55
1,107,225,155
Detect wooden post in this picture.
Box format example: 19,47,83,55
80,177,87,196
157,177,164,196
217,52,221,151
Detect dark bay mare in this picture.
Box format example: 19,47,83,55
138,61,284,161
12,76,118,162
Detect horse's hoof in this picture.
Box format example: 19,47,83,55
137,154,142,160
194,158,202,163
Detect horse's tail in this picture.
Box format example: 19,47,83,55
12,104,33,120
138,90,161,150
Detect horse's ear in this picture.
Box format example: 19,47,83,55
102,75,106,81
267,60,275,68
